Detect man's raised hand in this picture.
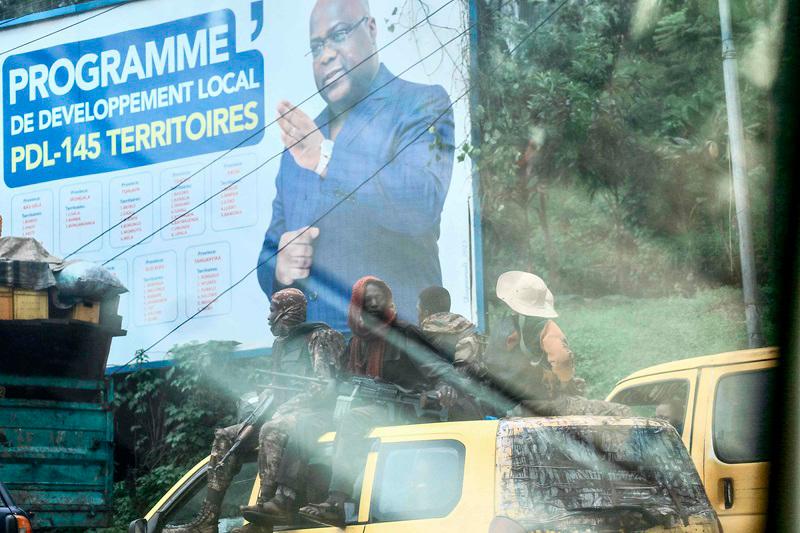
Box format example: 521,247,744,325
277,100,326,174
275,226,320,286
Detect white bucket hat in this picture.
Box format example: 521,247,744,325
496,271,558,318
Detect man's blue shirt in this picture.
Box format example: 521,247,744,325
257,64,455,330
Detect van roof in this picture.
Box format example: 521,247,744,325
499,416,672,429
617,346,779,383
366,416,670,440
495,416,715,530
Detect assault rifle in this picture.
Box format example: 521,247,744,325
217,372,331,469
216,390,275,470
334,376,449,423
250,371,449,423
257,370,328,385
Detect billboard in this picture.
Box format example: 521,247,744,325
0,0,478,364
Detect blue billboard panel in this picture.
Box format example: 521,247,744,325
3,10,264,187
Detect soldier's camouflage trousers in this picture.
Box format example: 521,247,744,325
209,405,336,506
273,408,333,498
207,416,291,499
255,412,292,502
207,423,249,493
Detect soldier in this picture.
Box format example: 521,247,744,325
237,388,337,529
165,288,345,533
420,310,484,377
494,272,575,383
298,276,457,527
419,310,489,420
488,271,629,417
482,271,575,409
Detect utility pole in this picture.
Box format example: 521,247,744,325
717,0,764,347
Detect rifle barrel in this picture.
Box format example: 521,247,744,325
256,370,327,383
260,384,305,392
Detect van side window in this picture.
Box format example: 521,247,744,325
160,461,258,533
713,369,775,464
370,440,465,523
609,380,689,436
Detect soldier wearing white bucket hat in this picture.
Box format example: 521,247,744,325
485,271,631,418
494,271,575,385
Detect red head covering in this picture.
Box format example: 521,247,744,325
347,276,397,378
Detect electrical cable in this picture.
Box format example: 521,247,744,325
0,13,36,29
63,0,459,260
108,0,572,373
0,0,75,30
101,5,476,266
0,3,123,57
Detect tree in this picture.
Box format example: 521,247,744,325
472,0,774,299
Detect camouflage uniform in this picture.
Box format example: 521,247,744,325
252,325,345,502
165,324,344,533
420,312,489,420
421,312,487,375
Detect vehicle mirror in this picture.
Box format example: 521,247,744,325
4,515,19,533
128,518,147,533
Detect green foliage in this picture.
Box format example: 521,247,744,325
116,341,241,471
471,1,779,422
91,467,188,533
473,0,775,305
555,286,776,398
105,340,270,527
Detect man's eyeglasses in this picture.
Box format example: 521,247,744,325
308,17,369,59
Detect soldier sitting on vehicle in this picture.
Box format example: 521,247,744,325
417,288,491,420
165,288,345,533
487,271,629,417
296,275,460,527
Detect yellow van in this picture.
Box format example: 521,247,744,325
131,416,720,533
607,347,777,533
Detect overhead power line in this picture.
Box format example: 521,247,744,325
63,0,459,260
101,3,477,266
0,3,123,57
109,0,572,371
0,0,76,30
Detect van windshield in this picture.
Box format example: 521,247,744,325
496,420,717,531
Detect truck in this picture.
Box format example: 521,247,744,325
1,236,126,529
0,319,123,529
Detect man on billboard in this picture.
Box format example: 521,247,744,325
256,0,455,331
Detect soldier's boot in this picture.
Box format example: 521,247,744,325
163,497,221,533
241,485,297,526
